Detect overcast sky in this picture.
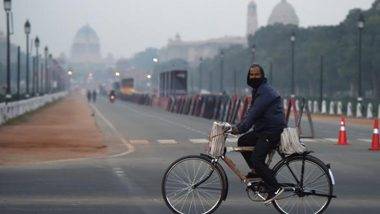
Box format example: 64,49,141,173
0,0,375,58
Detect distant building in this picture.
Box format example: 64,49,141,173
70,24,102,64
268,0,299,26
247,0,259,37
159,34,246,64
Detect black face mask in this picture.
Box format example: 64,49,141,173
249,77,264,88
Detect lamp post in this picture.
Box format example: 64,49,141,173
44,46,49,93
199,57,203,93
357,13,365,101
153,57,159,96
320,55,324,110
49,54,54,91
251,44,256,63
24,20,31,97
219,50,224,93
17,46,20,99
67,69,73,90
34,37,40,95
290,31,296,96
4,0,12,99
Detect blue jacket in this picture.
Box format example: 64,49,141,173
237,79,286,134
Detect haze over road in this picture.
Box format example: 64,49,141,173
0,97,379,213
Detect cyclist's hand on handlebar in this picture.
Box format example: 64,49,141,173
231,126,239,135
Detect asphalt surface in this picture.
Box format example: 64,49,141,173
0,96,379,214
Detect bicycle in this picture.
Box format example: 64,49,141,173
161,122,336,214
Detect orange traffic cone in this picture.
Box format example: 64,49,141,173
369,119,380,151
337,117,349,145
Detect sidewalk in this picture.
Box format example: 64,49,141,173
0,93,106,166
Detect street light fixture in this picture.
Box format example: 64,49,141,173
24,20,31,97
115,72,120,77
3,0,11,10
34,37,40,95
290,31,296,96
4,0,12,99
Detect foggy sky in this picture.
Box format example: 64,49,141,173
0,0,375,59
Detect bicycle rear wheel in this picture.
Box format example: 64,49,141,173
162,155,225,214
272,155,333,214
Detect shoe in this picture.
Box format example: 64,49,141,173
264,187,284,204
245,172,262,182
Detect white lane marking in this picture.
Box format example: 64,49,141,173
324,138,338,142
190,138,209,144
358,139,371,143
113,167,125,177
301,138,318,142
126,105,209,136
129,140,150,145
157,139,178,144
90,104,135,158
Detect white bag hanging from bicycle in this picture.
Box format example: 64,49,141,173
280,127,306,155
208,122,228,157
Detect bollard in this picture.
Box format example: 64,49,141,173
321,100,327,114
347,102,353,117
308,100,313,113
367,103,373,119
356,102,363,118
329,101,335,115
337,101,343,115
295,99,300,112
313,100,319,113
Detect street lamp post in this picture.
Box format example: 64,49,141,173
44,46,49,93
220,50,224,93
34,37,40,95
269,62,273,84
357,13,365,101
320,55,324,110
290,31,296,96
17,46,20,99
24,20,31,97
199,57,203,93
153,57,159,96
4,0,12,99
251,44,256,63
49,54,54,91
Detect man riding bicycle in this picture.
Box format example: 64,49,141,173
231,64,286,204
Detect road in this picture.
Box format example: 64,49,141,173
0,96,379,214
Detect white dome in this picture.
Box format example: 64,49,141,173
70,24,101,63
268,0,299,26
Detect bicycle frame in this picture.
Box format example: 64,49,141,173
197,146,336,199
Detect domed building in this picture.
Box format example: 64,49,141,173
70,24,102,63
268,0,299,26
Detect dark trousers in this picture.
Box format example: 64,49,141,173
237,131,281,193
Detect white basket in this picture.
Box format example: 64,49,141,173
208,122,229,157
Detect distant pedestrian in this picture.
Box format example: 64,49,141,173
92,90,97,103
86,90,91,102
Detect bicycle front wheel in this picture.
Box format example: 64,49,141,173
161,155,225,214
273,155,333,214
